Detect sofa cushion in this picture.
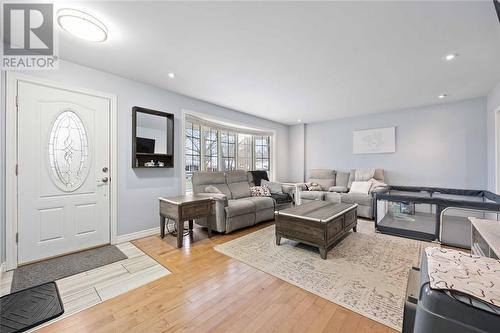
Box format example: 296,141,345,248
349,181,372,194
335,171,350,188
300,190,325,201
329,186,348,193
192,171,232,198
355,168,375,181
310,169,336,179
245,196,275,210
347,169,356,189
308,169,335,190
205,185,222,194
226,170,251,199
348,169,385,188
225,199,255,217
340,192,373,206
324,192,341,203
261,179,283,194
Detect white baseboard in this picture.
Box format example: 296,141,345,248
0,262,6,273
114,227,158,244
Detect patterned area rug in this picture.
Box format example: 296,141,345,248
214,220,426,330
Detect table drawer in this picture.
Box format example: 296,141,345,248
327,216,343,239
344,208,357,228
181,202,212,219
276,217,324,242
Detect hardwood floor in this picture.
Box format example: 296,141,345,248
36,221,397,333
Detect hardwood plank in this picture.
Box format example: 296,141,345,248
34,222,398,333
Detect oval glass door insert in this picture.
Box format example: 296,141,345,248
48,110,90,191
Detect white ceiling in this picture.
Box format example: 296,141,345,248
56,1,500,124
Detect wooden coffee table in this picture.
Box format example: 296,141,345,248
274,201,358,259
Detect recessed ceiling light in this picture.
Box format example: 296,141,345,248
57,9,108,42
297,119,302,123
444,53,458,61
168,72,175,79
438,94,448,99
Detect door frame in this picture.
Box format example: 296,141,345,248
496,106,500,194
5,72,118,270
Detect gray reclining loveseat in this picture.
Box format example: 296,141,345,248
192,170,291,233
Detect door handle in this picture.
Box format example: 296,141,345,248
102,177,109,183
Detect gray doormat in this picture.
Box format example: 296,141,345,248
11,245,127,292
1,282,64,333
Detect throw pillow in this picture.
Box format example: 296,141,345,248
205,185,222,194
368,178,387,192
355,168,375,181
250,186,271,197
261,179,283,194
349,181,372,194
308,182,323,191
308,178,334,191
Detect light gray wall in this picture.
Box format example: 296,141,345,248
305,98,488,188
287,124,305,182
0,61,289,259
487,81,500,192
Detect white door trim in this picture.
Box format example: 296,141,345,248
496,107,500,194
5,72,118,270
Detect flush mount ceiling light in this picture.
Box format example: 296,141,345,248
444,53,458,61
168,72,175,79
57,9,108,42
438,94,448,99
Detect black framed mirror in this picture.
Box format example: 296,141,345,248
132,106,174,168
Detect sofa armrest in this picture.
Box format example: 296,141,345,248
280,184,296,195
285,182,308,191
196,193,228,206
371,186,390,197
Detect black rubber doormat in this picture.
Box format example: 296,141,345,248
0,282,64,333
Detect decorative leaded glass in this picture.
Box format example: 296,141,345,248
48,111,90,191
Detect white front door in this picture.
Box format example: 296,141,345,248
17,80,111,264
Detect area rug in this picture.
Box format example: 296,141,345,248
11,245,127,292
214,220,426,330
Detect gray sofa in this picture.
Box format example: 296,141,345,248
192,170,291,233
299,168,387,219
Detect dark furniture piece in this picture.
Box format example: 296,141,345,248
274,201,358,259
159,195,214,248
0,282,64,333
247,170,294,207
403,252,499,333
374,186,500,248
132,106,174,168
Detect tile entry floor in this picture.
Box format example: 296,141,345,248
0,242,171,331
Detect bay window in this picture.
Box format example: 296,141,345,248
184,115,273,192
203,127,218,171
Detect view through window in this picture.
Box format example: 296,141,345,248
185,116,272,192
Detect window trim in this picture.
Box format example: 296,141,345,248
181,110,276,193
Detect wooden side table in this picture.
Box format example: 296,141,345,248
159,195,215,248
